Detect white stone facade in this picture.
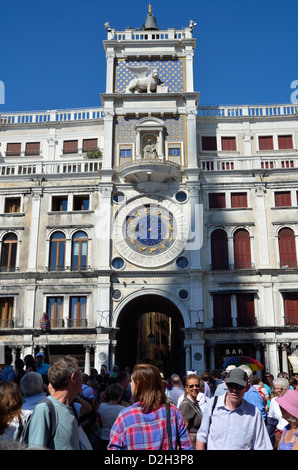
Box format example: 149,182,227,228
0,13,297,378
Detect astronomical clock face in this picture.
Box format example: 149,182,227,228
125,205,176,256
113,197,188,268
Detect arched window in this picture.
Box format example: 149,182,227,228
211,229,229,270
49,232,66,271
233,229,251,269
72,231,88,271
278,228,297,268
1,233,17,272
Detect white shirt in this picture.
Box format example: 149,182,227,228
268,397,288,431
196,393,272,450
98,402,125,441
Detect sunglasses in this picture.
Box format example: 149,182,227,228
227,383,245,390
188,384,200,389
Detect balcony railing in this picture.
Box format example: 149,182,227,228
280,261,298,268
46,318,88,328
0,159,101,178
199,156,298,172
197,104,298,118
1,104,296,128
0,107,104,125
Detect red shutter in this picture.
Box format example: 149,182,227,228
278,228,297,267
82,138,98,152
6,143,21,156
213,294,232,327
63,140,78,154
209,193,226,208
231,192,248,208
234,229,251,269
211,229,229,270
221,137,236,151
283,293,298,325
278,135,293,149
259,136,273,150
275,192,291,207
236,293,255,326
25,142,40,155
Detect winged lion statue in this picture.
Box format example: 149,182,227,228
125,65,160,93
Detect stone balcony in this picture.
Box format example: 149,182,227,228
117,157,182,189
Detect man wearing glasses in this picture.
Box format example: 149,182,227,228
196,368,272,450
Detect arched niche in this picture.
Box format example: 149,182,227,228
134,116,165,159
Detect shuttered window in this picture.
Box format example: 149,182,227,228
0,298,14,328
221,137,236,151
25,142,40,155
63,140,78,154
82,139,98,152
278,228,297,268
0,233,18,272
236,293,255,327
278,135,293,150
233,229,252,269
213,294,232,327
211,229,229,270
275,191,291,207
201,136,217,151
283,293,298,325
259,136,273,150
231,192,248,208
209,193,226,209
6,143,21,156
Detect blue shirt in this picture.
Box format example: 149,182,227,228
36,363,50,376
196,393,272,450
244,385,267,421
0,365,16,382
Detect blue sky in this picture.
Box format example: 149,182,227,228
1,0,297,112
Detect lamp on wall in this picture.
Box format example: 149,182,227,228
191,310,204,329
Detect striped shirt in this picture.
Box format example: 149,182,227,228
108,402,194,450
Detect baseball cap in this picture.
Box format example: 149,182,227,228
225,368,248,388
36,352,44,357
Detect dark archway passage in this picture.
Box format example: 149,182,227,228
115,294,185,378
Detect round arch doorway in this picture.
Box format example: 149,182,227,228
115,294,185,378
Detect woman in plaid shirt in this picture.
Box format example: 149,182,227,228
108,364,194,450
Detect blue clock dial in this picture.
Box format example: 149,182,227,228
125,205,176,255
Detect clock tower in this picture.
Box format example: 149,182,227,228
99,7,204,375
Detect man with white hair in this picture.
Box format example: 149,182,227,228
214,366,236,397
169,374,184,406
20,372,47,420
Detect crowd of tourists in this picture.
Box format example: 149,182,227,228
0,351,298,450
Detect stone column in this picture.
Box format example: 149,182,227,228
255,185,270,267
84,345,91,375
28,188,42,271
105,52,115,94
281,343,289,375
102,111,114,169
94,336,110,372
98,184,113,269
186,110,197,168
185,50,194,92
186,184,202,269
